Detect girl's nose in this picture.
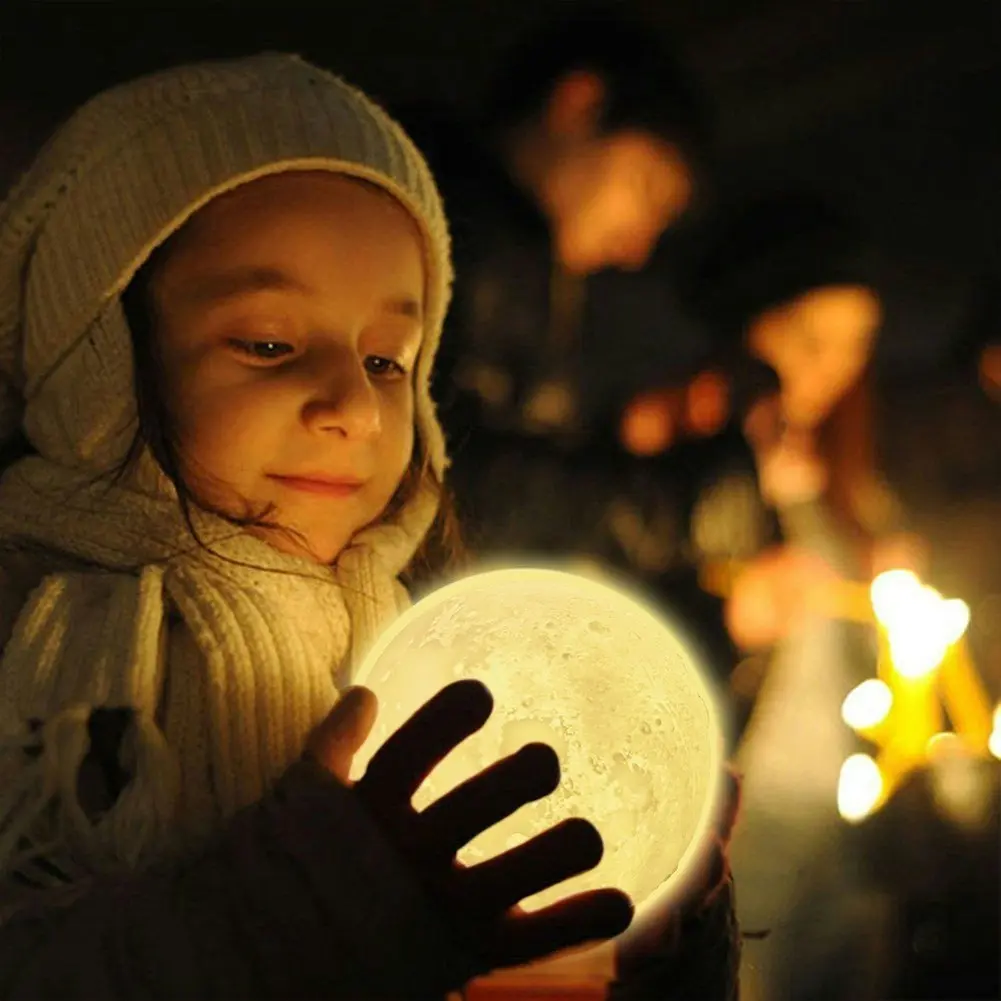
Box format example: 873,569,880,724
302,358,381,439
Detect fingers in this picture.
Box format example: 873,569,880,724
461,816,605,915
361,679,493,806
693,840,728,910
419,742,561,860
492,889,634,970
717,768,742,844
682,773,735,910
616,837,729,976
645,766,736,932
304,686,378,784
658,837,725,925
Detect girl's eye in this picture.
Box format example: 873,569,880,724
229,339,295,362
364,355,408,379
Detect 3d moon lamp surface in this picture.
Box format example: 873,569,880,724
351,567,724,918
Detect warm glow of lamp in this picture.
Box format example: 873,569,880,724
841,679,893,732
837,753,884,822
351,566,724,923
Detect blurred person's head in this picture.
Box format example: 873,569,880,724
693,192,886,537
696,193,882,431
748,285,880,429
482,5,709,275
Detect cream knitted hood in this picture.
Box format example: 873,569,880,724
0,52,451,476
0,54,453,879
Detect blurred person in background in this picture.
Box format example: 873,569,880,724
611,195,902,737
635,199,1001,663
398,4,714,583
665,191,1000,1001
658,192,899,1001
667,192,906,615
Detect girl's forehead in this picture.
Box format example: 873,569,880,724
179,172,421,248
153,172,426,298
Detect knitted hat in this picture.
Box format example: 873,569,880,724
0,52,451,489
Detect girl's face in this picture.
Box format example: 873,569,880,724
747,285,881,429
150,172,425,563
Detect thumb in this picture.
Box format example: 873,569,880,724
305,686,379,784
717,767,742,845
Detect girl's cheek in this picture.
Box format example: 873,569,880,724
172,387,259,457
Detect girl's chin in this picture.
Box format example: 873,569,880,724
185,486,357,564
245,522,343,565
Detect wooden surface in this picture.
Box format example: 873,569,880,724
466,983,606,1001
467,941,614,1001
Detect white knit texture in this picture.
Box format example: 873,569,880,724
0,459,359,873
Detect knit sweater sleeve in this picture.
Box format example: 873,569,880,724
0,758,479,999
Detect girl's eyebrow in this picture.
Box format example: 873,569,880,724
385,296,423,322
182,266,310,305
180,265,423,321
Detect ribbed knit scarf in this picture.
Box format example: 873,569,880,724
0,453,427,881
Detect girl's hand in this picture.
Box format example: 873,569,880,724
610,770,742,1001
306,680,634,974
725,545,840,649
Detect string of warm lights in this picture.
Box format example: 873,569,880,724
837,568,999,823
701,561,1001,823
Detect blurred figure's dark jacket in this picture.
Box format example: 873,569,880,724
399,104,556,437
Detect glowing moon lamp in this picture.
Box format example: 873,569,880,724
351,566,725,921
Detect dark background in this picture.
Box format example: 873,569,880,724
1,0,1000,366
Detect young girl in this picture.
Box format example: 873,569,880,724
0,53,652,998
0,52,740,1001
